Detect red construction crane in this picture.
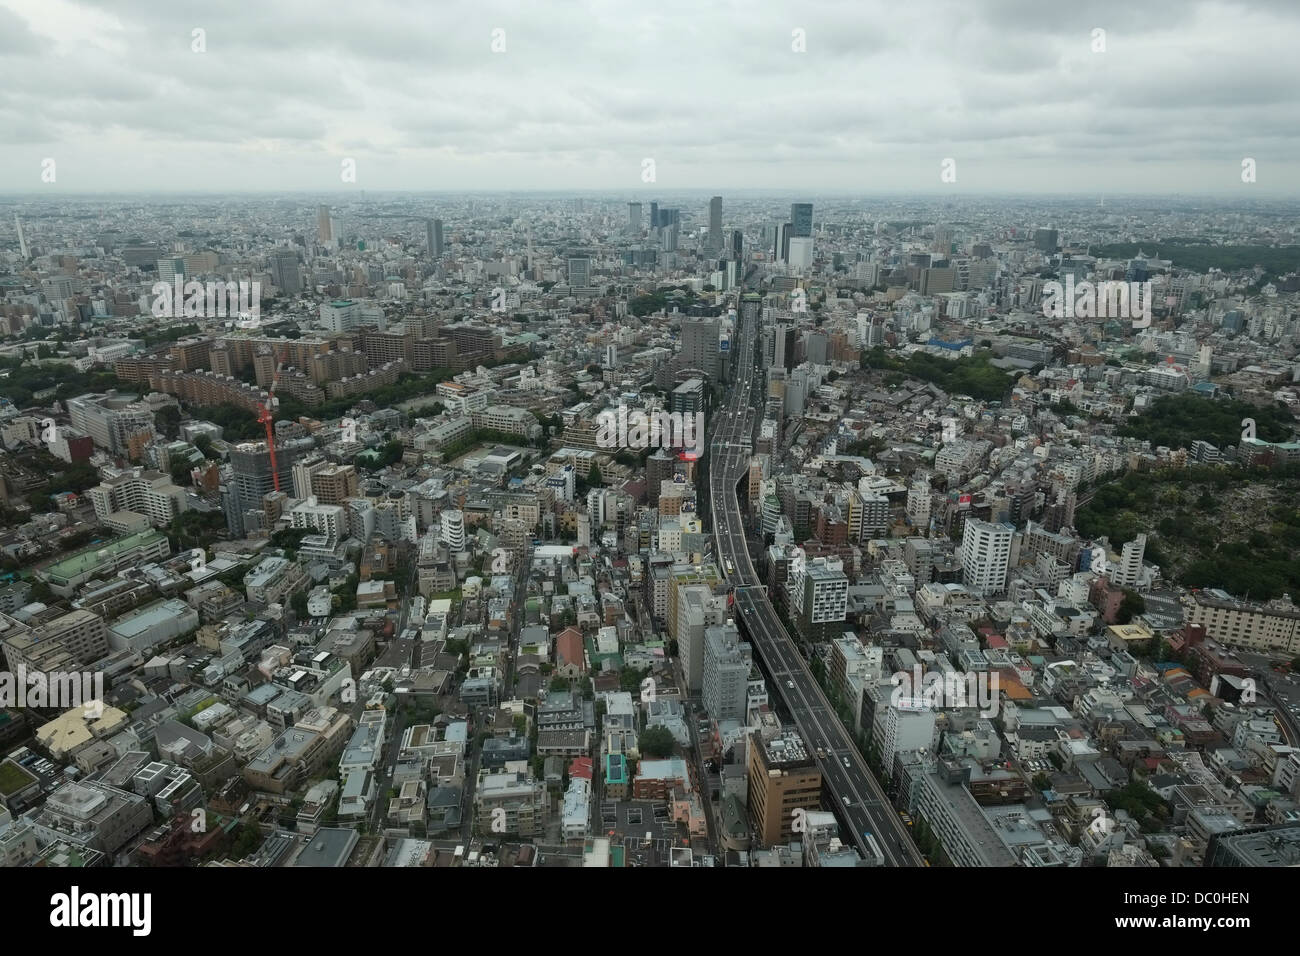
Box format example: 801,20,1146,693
256,350,288,491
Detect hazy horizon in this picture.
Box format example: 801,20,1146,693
3,0,1299,196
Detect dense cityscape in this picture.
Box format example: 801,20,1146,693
0,191,1297,880
1,7,1299,934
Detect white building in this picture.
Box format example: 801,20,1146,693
439,509,466,553
959,519,1014,596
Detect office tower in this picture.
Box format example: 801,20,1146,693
604,344,617,368
790,203,813,238
67,393,155,455
782,203,812,262
804,329,829,365
707,195,722,253
932,225,955,254
1113,534,1147,589
762,324,796,373
881,701,938,777
1034,228,1058,252
317,205,332,242
649,201,659,229
959,518,1014,595
268,249,302,295
627,202,642,232
670,378,705,416
789,556,848,641
567,257,592,290
15,216,29,259
730,229,743,262
679,317,720,380
660,221,679,252
427,218,444,256
787,236,813,270
747,730,822,846
157,257,185,282
702,621,751,722
645,449,676,506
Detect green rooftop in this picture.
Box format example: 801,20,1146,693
41,529,168,584
605,753,628,785
0,758,37,796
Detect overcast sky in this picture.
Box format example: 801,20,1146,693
2,0,1299,195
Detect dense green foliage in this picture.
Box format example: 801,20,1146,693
859,347,1015,402
192,403,265,441
357,439,406,471
1076,465,1300,600
630,286,698,317
1118,393,1294,449
0,359,123,408
638,726,675,758
1087,240,1300,275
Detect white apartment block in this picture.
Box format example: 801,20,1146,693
88,470,188,527
960,519,1014,596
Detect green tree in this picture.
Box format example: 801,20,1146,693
587,462,603,488
639,725,675,758
1117,589,1146,625
155,405,183,440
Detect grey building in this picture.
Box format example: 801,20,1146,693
703,621,751,722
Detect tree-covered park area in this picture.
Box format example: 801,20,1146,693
1118,393,1295,450
859,347,1015,403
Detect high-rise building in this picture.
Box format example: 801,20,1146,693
730,229,744,262
157,257,185,282
707,196,722,254
746,730,822,847
317,205,332,242
567,257,592,291
222,437,313,537
787,236,813,270
427,218,444,257
679,318,720,381
959,519,1014,595
87,470,187,528
880,700,937,778
649,201,659,229
440,509,466,553
627,203,642,232
790,203,813,238
702,620,751,722
789,556,849,641
1034,228,1058,252
673,579,725,692
67,393,155,455
670,377,705,417
1113,533,1147,589
269,249,302,295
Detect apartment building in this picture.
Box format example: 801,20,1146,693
1184,590,1300,654
87,470,188,528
